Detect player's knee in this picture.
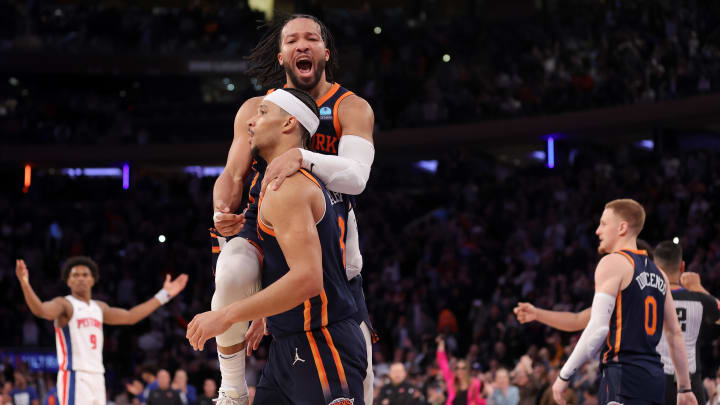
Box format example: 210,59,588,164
212,239,262,310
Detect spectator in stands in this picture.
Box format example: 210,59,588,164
376,362,421,405
487,369,517,405
146,370,181,405
437,337,485,405
9,370,39,405
172,369,196,405
197,379,217,405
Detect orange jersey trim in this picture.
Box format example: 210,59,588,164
625,249,647,255
332,91,355,138
614,293,622,358
316,83,340,107
306,331,331,400
616,251,635,267
258,218,276,237
304,300,312,331
298,169,321,188
322,327,349,392
248,172,260,204
320,291,329,327
211,245,221,254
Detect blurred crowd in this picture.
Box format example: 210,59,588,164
2,143,720,404
2,0,720,144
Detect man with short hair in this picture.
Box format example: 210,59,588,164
10,370,40,405
197,379,217,405
16,257,187,405
376,363,419,405
147,370,182,405
545,200,696,405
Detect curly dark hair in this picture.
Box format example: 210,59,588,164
61,256,100,282
246,14,339,89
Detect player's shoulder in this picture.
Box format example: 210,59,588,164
337,93,372,114
264,170,322,205
598,252,635,270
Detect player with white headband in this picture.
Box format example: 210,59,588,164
208,14,376,405
189,87,368,405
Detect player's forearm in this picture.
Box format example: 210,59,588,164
213,171,244,213
124,297,163,325
223,267,322,324
667,328,692,388
20,282,52,319
299,136,374,195
536,308,589,332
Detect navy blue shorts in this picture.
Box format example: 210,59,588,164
254,319,367,405
348,275,378,343
599,365,664,405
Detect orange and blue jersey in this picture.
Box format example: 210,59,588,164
599,249,666,403
253,169,366,405
256,169,356,336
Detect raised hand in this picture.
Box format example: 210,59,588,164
15,259,29,284
163,274,189,297
513,302,538,324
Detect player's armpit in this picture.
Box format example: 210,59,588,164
337,95,374,143
38,297,73,321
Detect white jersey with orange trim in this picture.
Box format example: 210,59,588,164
55,295,104,374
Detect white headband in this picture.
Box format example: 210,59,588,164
263,89,319,135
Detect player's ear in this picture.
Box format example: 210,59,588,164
282,116,296,133
325,48,329,62
278,52,284,67
617,221,629,236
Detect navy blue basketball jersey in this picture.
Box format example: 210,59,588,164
241,83,354,219
311,82,355,155
256,169,357,337
601,249,666,369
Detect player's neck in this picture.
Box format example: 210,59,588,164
285,77,333,101
611,238,638,253
71,291,92,303
263,143,302,165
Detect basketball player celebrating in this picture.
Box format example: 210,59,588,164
188,88,367,405
210,14,375,405
548,200,696,405
16,257,188,405
515,241,720,405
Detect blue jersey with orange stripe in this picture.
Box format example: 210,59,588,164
257,169,356,337
232,83,355,242
600,249,666,400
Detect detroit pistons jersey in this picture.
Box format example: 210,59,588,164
55,295,104,374
257,169,357,337
601,249,666,370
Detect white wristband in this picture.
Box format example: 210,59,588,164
154,289,171,305
213,211,222,222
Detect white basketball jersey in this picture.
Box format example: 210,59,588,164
55,295,104,374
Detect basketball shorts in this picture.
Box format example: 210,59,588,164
57,370,106,405
254,318,367,405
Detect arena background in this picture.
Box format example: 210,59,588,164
2,0,720,404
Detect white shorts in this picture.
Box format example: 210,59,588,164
57,370,106,405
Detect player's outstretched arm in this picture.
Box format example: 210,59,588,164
261,95,375,196
553,254,627,405
187,174,324,350
99,274,188,325
16,259,71,321
514,303,590,332
662,272,698,405
213,97,262,235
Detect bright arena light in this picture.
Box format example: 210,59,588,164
373,26,382,35
158,235,167,243
442,54,451,62
673,237,679,244
227,83,235,91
